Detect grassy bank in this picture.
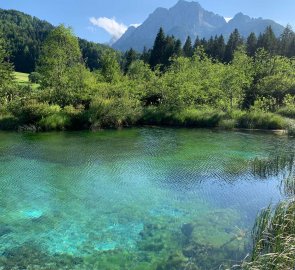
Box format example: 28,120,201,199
0,105,291,134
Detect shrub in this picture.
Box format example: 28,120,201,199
28,72,42,84
38,113,70,131
277,106,295,119
9,100,62,126
89,96,142,129
0,115,19,130
218,119,237,130
173,108,225,128
236,111,286,130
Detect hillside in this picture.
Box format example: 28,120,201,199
0,9,112,73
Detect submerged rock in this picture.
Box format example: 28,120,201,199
181,223,194,238
21,209,43,220
157,252,200,270
0,226,12,237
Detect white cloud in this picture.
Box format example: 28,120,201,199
224,17,232,23
89,17,141,43
90,17,127,41
130,23,141,28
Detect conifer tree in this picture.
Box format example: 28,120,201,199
279,25,295,57
257,26,277,54
149,27,166,69
183,36,193,57
246,32,258,56
224,29,243,62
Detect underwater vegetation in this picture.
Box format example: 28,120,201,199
0,129,293,270
0,216,249,270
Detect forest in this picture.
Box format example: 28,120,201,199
0,21,294,133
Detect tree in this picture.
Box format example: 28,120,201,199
38,25,86,106
222,49,253,111
123,48,138,74
183,36,193,57
215,35,226,61
224,29,243,62
257,26,278,54
100,50,122,83
279,25,295,57
0,32,15,103
141,46,151,64
150,28,167,69
246,32,258,57
193,36,201,51
149,28,182,71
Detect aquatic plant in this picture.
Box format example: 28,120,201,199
241,153,295,269
242,201,295,270
252,154,294,178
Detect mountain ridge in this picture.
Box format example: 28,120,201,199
113,0,285,52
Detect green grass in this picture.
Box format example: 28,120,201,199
14,72,39,89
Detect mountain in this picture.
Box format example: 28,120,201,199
113,0,285,52
0,9,112,73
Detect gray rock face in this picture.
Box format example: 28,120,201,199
113,0,285,52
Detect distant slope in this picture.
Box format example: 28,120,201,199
0,9,54,73
113,0,285,52
0,9,112,73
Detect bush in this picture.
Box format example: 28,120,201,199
277,106,295,119
218,119,237,130
28,72,42,84
173,109,225,128
236,111,286,130
140,107,225,128
89,96,142,129
38,113,71,131
9,100,62,126
0,115,19,130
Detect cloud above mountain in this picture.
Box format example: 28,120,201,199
90,17,127,41
89,17,141,43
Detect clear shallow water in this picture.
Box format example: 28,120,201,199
0,128,294,269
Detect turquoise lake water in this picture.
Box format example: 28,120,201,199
0,128,294,269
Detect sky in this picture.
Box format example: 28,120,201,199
1,0,295,44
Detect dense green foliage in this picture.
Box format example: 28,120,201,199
141,26,295,68
0,24,294,132
0,9,112,73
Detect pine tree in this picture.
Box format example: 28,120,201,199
257,26,278,54
279,25,295,57
141,46,151,64
123,48,138,74
224,29,243,62
149,27,166,69
174,39,183,57
246,32,258,57
193,36,201,51
216,35,226,61
183,36,193,57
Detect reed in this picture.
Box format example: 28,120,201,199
241,154,295,269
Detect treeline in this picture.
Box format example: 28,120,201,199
125,26,295,71
0,25,294,133
0,9,112,73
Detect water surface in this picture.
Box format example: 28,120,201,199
0,128,293,269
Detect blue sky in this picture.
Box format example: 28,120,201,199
1,0,295,44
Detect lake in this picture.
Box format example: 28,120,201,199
0,128,293,269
